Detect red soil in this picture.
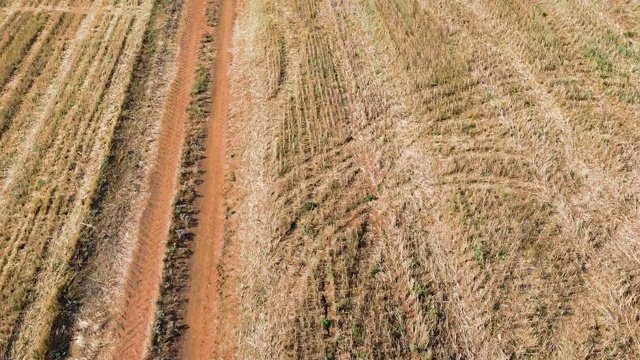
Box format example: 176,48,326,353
111,0,210,357
180,0,236,358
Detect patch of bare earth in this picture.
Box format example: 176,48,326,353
111,0,211,358
180,0,236,358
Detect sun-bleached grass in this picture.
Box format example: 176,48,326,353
227,0,640,358
52,1,188,358
0,1,156,357
0,12,47,93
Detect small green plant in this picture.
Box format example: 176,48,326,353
472,244,485,262
362,194,377,203
192,66,210,95
448,198,459,212
619,90,640,104
322,316,334,331
412,282,430,300
302,201,318,213
36,179,47,189
583,45,613,76
370,263,381,277
462,123,476,134
51,350,67,360
617,45,634,57
153,310,165,336
350,323,363,337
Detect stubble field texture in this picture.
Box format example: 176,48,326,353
1,0,640,359
228,0,640,358
0,0,157,357
0,0,187,358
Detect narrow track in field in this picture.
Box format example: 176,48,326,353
111,0,209,358
180,0,235,358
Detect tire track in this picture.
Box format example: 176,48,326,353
180,0,235,358
111,0,209,358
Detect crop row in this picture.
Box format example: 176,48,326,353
0,1,153,356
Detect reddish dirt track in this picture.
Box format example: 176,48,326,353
111,0,210,358
180,0,235,359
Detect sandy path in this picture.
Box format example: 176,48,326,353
180,0,235,358
111,0,209,358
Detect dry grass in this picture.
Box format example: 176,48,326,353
227,0,640,358
2,0,640,358
46,1,188,358
0,0,159,358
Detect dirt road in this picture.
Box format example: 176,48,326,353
180,0,235,358
112,0,210,358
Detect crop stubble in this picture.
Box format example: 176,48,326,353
2,0,640,358
0,0,156,357
227,0,640,358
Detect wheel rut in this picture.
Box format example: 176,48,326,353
180,0,236,359
111,0,210,358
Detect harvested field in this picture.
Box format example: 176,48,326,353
0,0,156,357
2,0,640,359
0,0,186,358
227,0,640,358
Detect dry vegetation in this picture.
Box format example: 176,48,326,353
3,0,640,358
228,0,640,358
0,0,186,358
49,0,189,357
